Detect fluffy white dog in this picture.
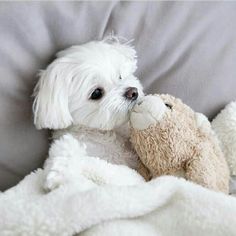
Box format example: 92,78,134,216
33,38,146,191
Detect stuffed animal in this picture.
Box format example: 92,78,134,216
129,94,230,193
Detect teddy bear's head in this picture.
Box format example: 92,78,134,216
130,94,196,131
129,94,200,176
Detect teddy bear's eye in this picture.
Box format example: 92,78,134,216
165,103,172,110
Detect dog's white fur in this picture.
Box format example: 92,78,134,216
33,38,144,190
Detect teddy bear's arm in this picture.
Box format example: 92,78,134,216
185,155,217,191
137,159,152,181
185,145,228,193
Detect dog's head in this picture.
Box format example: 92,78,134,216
33,38,143,130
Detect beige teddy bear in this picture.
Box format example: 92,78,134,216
130,94,229,193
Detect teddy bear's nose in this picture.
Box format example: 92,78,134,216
124,87,138,101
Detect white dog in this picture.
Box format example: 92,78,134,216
33,38,146,191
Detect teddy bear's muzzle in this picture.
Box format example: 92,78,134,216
130,95,167,130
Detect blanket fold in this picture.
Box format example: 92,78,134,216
0,169,236,236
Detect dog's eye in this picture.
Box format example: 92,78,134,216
119,76,122,80
90,88,104,100
165,103,172,109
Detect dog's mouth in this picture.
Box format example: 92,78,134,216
127,100,139,118
129,96,144,112
128,98,139,108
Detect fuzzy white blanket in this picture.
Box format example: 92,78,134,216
0,167,236,236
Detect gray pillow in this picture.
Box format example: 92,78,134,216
0,1,236,190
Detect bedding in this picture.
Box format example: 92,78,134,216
0,165,236,236
1,2,236,190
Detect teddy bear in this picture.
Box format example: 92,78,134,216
129,94,230,193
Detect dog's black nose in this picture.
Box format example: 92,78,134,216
124,87,138,101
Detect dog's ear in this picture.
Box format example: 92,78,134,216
33,60,73,130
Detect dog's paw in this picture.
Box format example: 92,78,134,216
130,95,167,130
43,155,70,191
44,170,64,191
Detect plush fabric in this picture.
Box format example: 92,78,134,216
1,168,236,236
212,102,236,176
1,2,236,189
212,102,236,194
130,94,229,193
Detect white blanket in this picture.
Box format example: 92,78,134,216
0,167,236,236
